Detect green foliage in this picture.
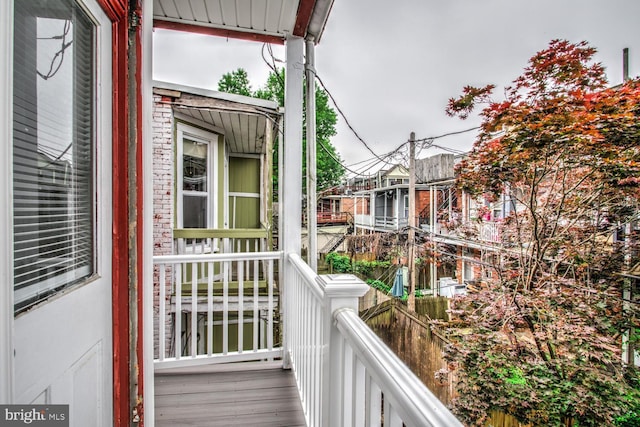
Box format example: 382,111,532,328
616,405,640,427
217,67,345,198
325,252,352,273
443,40,640,426
366,278,407,301
353,259,391,277
217,68,252,97
366,279,390,293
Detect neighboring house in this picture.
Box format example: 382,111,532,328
314,190,355,254
418,153,515,294
152,81,279,252
316,189,353,226
353,164,416,232
618,220,640,367
346,152,507,294
152,82,281,357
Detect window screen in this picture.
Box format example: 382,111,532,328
13,0,95,313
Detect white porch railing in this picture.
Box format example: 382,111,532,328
173,228,267,256
286,253,462,427
374,216,407,230
152,251,281,369
355,215,409,231
152,249,461,425
354,213,372,228
478,221,501,243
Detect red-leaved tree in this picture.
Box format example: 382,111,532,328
443,40,640,426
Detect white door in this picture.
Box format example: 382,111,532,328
7,0,113,424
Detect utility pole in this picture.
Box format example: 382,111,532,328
623,47,630,82
408,132,416,312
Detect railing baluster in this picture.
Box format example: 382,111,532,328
174,263,182,359
207,261,213,357
388,406,402,427
238,259,244,354
267,258,274,355
353,357,366,426
383,396,391,427
343,339,354,426
223,259,229,355
367,378,381,427
190,262,197,357
311,304,323,426
159,264,166,361
303,288,309,418
253,260,259,351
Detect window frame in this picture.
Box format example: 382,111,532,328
176,122,219,229
12,0,102,314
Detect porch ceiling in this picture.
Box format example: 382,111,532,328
154,81,281,155
153,0,334,43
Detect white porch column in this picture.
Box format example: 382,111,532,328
0,0,14,403
282,35,304,367
305,38,318,271
370,193,375,228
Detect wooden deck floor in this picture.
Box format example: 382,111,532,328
155,361,306,426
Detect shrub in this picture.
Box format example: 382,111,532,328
325,252,352,273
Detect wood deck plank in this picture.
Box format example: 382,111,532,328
155,364,306,426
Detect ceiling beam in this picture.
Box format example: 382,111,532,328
293,0,316,38
153,19,285,45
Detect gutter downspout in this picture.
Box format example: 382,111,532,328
305,38,317,271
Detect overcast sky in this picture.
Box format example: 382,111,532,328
153,0,640,176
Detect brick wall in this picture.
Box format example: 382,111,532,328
341,196,355,215
152,94,175,357
152,94,174,256
416,189,431,223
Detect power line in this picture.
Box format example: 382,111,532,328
313,72,395,167
259,46,478,175
415,126,481,144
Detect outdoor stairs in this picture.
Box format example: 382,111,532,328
321,223,354,253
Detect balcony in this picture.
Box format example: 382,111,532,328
151,234,462,426
355,214,408,232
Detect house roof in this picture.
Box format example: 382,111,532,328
154,80,282,155
381,164,409,178
153,0,335,44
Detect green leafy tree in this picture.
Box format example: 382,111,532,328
218,67,344,198
217,68,252,96
444,40,640,426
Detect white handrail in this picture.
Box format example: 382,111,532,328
153,251,282,264
285,252,462,427
334,308,463,427
288,252,325,301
